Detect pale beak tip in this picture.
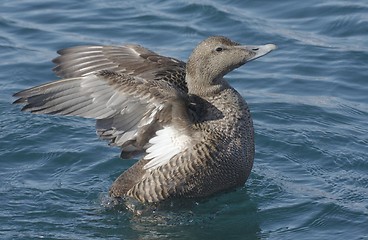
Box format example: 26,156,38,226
265,44,277,51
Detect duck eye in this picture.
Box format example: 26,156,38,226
215,47,223,52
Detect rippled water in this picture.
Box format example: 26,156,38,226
1,0,367,239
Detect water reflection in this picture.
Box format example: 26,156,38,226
114,188,262,239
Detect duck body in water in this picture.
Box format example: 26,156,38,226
13,36,276,203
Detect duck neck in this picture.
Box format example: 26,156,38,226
186,74,228,97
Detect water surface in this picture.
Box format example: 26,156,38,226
1,0,367,239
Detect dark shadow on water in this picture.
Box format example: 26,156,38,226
99,187,261,240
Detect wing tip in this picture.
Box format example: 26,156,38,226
12,99,34,113
13,89,31,105
12,89,25,98
12,97,26,104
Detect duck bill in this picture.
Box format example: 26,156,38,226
237,43,277,62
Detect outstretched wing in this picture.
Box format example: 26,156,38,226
13,70,193,159
52,44,188,92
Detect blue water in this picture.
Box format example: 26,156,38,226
1,0,368,239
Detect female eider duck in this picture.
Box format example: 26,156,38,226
13,36,276,203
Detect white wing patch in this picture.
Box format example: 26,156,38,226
143,126,192,170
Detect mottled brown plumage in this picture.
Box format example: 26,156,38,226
13,36,276,203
